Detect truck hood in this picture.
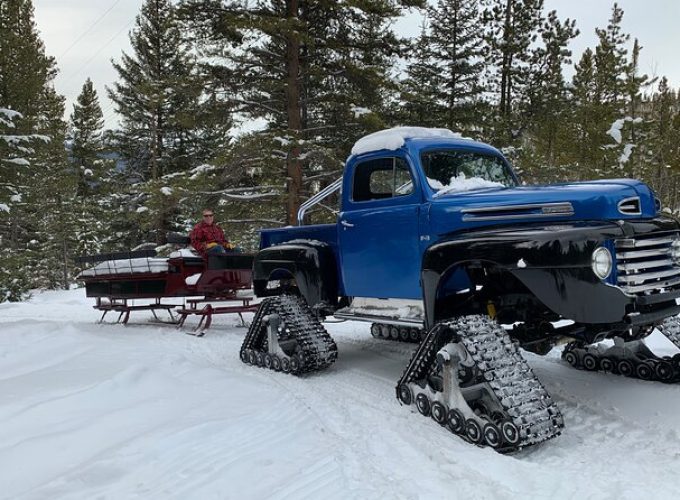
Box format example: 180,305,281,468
429,178,659,234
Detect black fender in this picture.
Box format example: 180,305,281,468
421,220,650,329
253,241,338,310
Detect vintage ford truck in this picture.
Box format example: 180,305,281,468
240,127,680,451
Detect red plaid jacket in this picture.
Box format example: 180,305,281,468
189,221,228,257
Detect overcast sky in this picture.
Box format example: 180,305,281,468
33,0,680,130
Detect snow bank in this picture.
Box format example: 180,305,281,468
351,127,465,156
432,173,504,197
160,186,173,196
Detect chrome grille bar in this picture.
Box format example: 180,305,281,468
615,231,680,294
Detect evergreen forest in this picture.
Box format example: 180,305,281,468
1,0,680,301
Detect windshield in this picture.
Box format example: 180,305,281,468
421,149,517,196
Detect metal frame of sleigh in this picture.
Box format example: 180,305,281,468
76,234,259,335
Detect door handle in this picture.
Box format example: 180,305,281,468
341,220,355,228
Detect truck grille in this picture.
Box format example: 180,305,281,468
615,232,680,294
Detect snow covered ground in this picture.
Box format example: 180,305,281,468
2,290,680,499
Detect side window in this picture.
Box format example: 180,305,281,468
353,157,414,202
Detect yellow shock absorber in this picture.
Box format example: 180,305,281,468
486,301,497,320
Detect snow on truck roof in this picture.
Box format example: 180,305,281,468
350,127,485,156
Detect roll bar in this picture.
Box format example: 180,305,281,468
296,177,343,226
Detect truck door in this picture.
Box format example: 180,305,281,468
338,155,422,299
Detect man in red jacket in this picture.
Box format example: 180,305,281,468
189,209,233,258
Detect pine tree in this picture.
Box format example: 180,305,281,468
108,0,201,181
647,78,680,209
427,0,485,134
0,0,72,300
521,10,578,180
399,20,442,127
568,48,601,178
179,0,424,226
108,0,224,243
483,0,545,144
70,78,105,197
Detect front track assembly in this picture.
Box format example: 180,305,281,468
240,295,338,375
397,315,563,452
563,316,680,382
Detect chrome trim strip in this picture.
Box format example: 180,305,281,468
616,248,671,259
617,258,674,271
620,276,680,294
461,202,574,221
617,236,676,249
618,268,680,283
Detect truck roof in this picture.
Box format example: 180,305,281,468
349,127,501,159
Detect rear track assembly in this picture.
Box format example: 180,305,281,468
240,295,337,375
563,316,680,383
396,315,563,452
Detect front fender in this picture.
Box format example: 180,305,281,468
421,221,636,328
253,242,338,310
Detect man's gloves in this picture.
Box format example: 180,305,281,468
206,241,235,250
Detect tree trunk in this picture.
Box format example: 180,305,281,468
285,0,302,226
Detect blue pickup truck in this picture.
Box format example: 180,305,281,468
240,127,680,452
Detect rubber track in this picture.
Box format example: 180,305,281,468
563,316,680,382
397,315,563,451
240,295,337,374
659,315,680,349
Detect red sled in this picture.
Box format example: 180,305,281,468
77,238,259,335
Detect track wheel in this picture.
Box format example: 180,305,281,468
271,355,282,372
431,402,447,425
264,353,273,369
617,359,634,377
380,324,390,339
465,419,483,445
415,393,431,416
636,361,653,380
248,351,258,366
289,354,301,373
582,353,598,371
483,422,502,449
399,328,409,342
370,324,380,338
281,357,291,373
389,326,400,340
501,420,520,446
600,357,614,373
398,384,412,405
564,350,578,368
655,360,674,382
409,329,420,342
256,352,265,367
672,354,680,371
447,409,465,434
240,350,249,363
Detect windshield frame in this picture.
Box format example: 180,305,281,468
418,147,519,196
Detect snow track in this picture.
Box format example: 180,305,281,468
1,290,680,499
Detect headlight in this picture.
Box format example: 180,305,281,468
592,247,613,280
671,239,680,265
